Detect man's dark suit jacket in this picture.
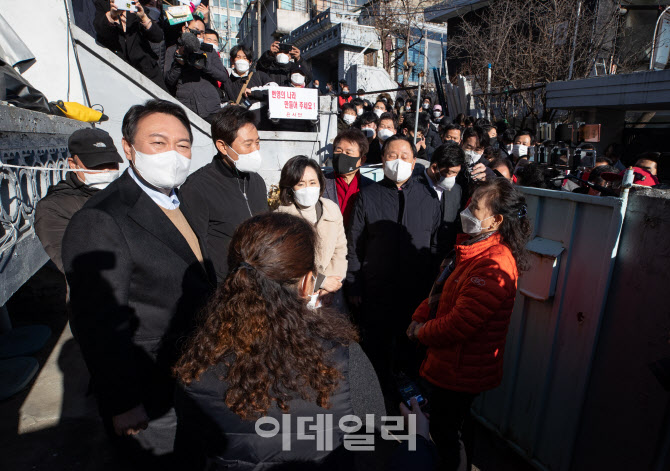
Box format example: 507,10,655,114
62,170,216,420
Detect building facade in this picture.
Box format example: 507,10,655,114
209,0,247,67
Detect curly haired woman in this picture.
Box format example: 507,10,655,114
173,212,385,470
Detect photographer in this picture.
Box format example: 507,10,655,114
94,0,166,90
220,45,271,123
164,16,229,121
256,40,312,86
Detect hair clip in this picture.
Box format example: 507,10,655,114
233,261,256,274
518,204,528,219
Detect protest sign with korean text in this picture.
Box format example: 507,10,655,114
268,87,318,121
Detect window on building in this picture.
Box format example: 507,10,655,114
425,40,444,85
364,51,376,67
396,37,425,83
280,0,307,12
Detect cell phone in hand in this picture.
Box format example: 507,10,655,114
114,0,137,12
279,43,293,53
398,380,427,409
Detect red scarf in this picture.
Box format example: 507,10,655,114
335,172,360,226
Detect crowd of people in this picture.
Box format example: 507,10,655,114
88,0,315,126
334,92,663,195
31,8,664,467
33,84,665,469
33,95,542,471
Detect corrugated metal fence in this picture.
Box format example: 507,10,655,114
472,187,631,471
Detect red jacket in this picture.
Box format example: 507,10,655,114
338,95,352,109
412,232,519,393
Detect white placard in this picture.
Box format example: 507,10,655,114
268,87,318,121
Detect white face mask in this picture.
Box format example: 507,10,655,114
132,146,191,190
422,103,430,109
384,158,413,183
210,43,220,53
307,292,320,310
197,37,204,45
361,127,375,138
235,59,250,73
83,169,121,190
464,149,482,165
343,114,356,125
303,274,321,310
291,73,305,85
226,145,262,173
437,175,457,191
433,111,441,118
513,144,528,158
460,207,495,236
356,108,363,116
373,109,383,118
378,128,394,141
276,53,290,64
293,186,320,207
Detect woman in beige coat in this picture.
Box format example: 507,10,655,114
276,156,347,304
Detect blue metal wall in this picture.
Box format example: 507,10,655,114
472,187,631,471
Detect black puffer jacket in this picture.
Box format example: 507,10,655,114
345,177,441,315
93,0,166,90
174,342,386,470
34,172,99,272
164,45,230,120
256,51,313,85
221,69,272,124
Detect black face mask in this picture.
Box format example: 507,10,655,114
333,153,360,175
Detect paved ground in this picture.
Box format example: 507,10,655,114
1,265,536,471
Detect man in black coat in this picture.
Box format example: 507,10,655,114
94,0,166,90
35,128,123,273
256,40,312,85
180,106,269,282
164,16,230,121
346,135,441,406
413,143,465,261
62,100,216,461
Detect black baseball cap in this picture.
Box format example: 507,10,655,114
289,63,307,75
68,128,123,167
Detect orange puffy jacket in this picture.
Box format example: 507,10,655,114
412,232,519,393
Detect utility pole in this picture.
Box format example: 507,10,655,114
486,63,491,120
226,0,231,62
414,72,423,146
257,0,262,60
567,0,582,80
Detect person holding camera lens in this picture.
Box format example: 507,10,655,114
164,15,230,122
94,0,166,90
256,40,312,86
